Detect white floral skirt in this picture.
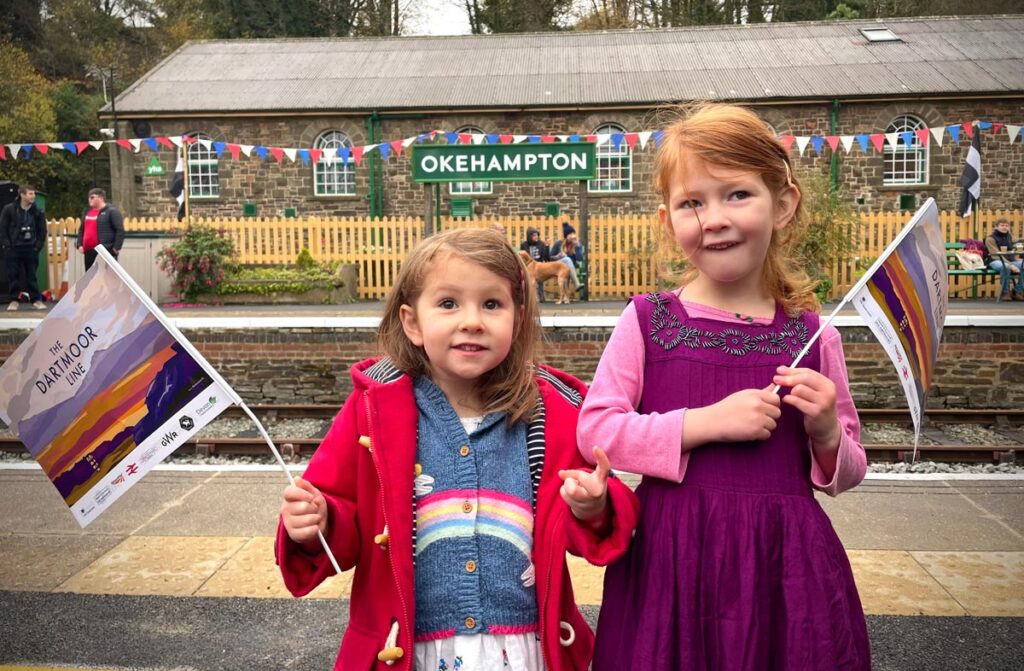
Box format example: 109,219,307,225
414,633,546,671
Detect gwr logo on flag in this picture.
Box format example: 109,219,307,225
0,248,238,526
850,199,948,449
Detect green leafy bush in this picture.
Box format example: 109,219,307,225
796,174,860,301
295,248,316,270
156,226,238,301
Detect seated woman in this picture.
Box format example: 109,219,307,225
985,218,1024,301
550,222,585,289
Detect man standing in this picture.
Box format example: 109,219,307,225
77,188,124,271
0,184,48,311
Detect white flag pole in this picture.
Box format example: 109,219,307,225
93,246,342,574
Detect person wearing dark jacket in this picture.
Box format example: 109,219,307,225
551,221,585,290
984,219,1024,301
0,184,48,310
77,188,125,271
519,226,551,302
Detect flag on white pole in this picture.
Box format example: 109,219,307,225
958,125,981,217
169,152,186,221
849,200,947,452
0,250,238,526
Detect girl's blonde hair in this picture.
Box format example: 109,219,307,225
654,103,820,316
378,228,541,424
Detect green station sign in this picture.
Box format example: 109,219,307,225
412,143,596,183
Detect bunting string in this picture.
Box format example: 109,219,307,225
2,120,1021,165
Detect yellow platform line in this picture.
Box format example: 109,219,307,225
3,534,1021,617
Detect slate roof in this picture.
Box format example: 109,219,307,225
108,15,1024,115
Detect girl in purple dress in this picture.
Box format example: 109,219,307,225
578,104,871,670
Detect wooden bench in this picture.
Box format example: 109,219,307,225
945,242,1004,299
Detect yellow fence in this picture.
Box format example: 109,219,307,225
46,209,1023,301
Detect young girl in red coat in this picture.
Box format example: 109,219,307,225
277,228,639,671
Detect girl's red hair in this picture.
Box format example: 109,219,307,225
654,103,820,316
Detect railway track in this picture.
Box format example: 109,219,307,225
1,406,1021,464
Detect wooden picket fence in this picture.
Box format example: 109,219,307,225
45,209,1023,301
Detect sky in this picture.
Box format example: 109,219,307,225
405,0,472,35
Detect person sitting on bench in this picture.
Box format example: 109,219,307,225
985,218,1024,301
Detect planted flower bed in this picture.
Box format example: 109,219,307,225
196,263,358,304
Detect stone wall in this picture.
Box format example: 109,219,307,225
5,325,1018,409
121,98,1024,222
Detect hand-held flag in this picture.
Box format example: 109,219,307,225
777,199,948,458
0,249,343,572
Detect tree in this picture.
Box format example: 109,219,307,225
0,43,60,196
465,0,574,33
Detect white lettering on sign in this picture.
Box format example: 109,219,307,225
421,150,589,175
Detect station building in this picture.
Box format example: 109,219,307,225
105,15,1024,221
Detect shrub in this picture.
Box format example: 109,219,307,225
295,248,316,270
156,226,238,302
796,174,860,302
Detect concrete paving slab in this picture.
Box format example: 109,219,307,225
847,550,965,616
950,488,1024,538
817,486,1024,551
0,472,213,537
911,551,1024,616
566,555,605,605
55,535,247,596
0,534,125,592
135,479,282,538
195,537,348,600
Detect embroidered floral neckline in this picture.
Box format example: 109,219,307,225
644,292,809,357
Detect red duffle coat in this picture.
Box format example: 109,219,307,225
276,358,640,671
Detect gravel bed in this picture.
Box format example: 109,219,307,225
860,423,938,445
866,461,1022,474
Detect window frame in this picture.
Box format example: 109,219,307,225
588,122,632,194
448,126,493,196
882,114,929,187
313,130,357,197
185,132,220,199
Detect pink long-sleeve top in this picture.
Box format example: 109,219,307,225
578,299,867,497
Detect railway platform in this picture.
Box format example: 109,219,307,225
1,299,1022,670
0,295,1022,326
0,465,1022,670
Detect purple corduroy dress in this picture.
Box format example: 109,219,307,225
593,292,870,671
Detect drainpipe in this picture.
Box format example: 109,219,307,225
364,111,429,219
364,112,379,218
830,98,840,195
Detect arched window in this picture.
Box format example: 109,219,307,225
883,114,929,186
314,130,356,196
450,126,492,195
588,123,631,193
185,132,219,198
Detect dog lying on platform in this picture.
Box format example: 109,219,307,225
518,250,574,304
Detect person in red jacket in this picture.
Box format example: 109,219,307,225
277,228,639,671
